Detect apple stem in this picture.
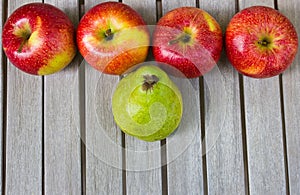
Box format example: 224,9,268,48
17,33,31,53
105,29,114,41
18,40,26,53
258,37,271,47
259,40,269,47
142,74,159,92
169,33,191,45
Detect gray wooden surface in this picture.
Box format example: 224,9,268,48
84,0,123,194
6,0,43,194
279,0,300,194
1,0,299,194
43,0,82,194
240,0,287,194
162,1,204,195
122,0,162,194
202,1,246,194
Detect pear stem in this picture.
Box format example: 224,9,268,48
142,74,159,92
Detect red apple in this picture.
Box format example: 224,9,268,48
152,7,223,78
225,6,298,78
77,2,150,75
2,3,76,75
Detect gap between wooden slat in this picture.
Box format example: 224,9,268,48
1,0,8,194
79,48,86,194
160,139,168,195
41,4,46,195
78,0,86,194
41,0,45,180
79,63,86,195
279,74,290,195
42,76,45,195
238,74,250,195
235,0,240,12
0,59,7,195
199,77,208,195
121,131,126,195
118,75,126,195
195,0,199,8
274,0,278,10
156,0,162,22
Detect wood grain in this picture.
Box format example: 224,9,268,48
84,0,123,194
5,1,43,194
200,1,246,194
43,0,81,194
123,0,156,25
239,0,274,8
122,0,162,194
85,67,122,194
2,0,300,194
239,0,287,194
278,0,300,194
161,1,204,194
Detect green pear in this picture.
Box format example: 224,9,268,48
112,65,183,142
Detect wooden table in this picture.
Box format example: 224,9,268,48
1,0,299,194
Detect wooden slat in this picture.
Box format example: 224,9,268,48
5,0,43,194
122,0,156,25
2,1,299,194
239,0,287,194
124,139,161,194
201,1,246,194
239,0,274,8
43,0,81,194
84,0,123,194
278,0,300,194
85,68,122,194
121,0,162,194
161,1,204,194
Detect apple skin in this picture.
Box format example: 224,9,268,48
2,3,76,75
225,6,298,78
152,7,223,78
77,2,150,75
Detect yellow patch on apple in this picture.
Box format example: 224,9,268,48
203,12,216,32
28,16,42,42
240,62,265,75
113,26,149,47
38,52,73,75
27,30,42,52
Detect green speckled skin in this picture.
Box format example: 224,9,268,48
112,65,183,142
